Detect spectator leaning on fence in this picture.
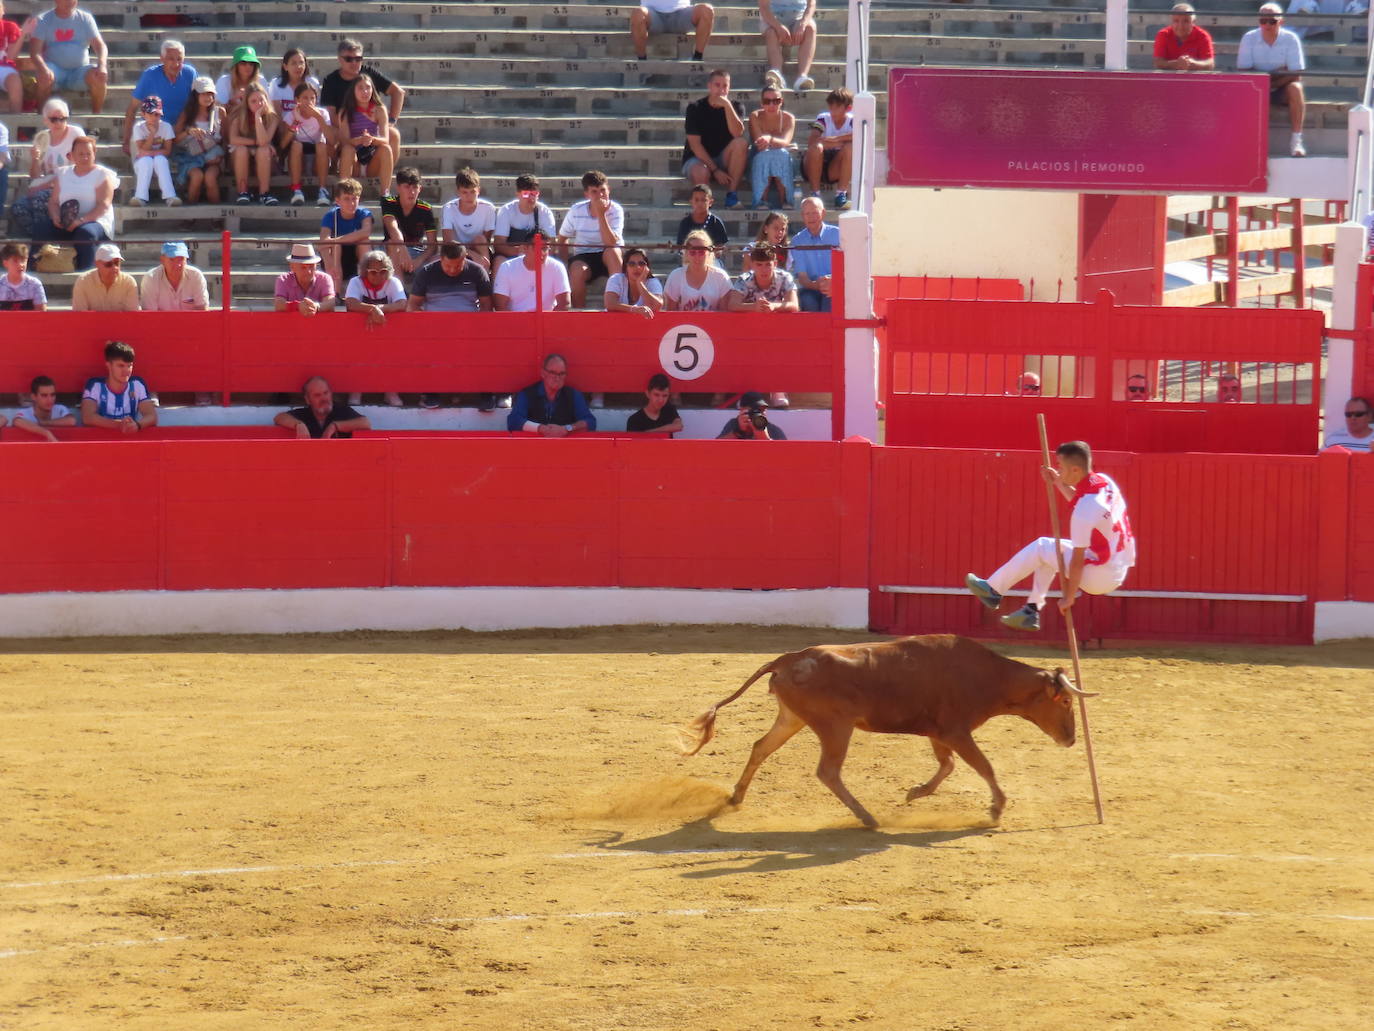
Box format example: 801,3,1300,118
140,240,207,312
12,375,74,442
626,373,683,435
1154,4,1215,70
0,242,46,310
83,340,157,433
789,196,839,313
1238,3,1307,156
492,237,571,313
344,249,407,408
406,240,494,315
508,353,597,437
664,228,733,312
603,247,664,319
29,0,108,114
274,243,337,315
631,0,714,62
275,376,371,439
72,242,139,311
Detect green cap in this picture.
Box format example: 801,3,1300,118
230,44,260,66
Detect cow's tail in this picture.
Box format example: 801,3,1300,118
678,660,779,756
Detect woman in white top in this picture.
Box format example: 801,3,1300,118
602,247,663,318
269,48,323,155
10,99,85,236
36,135,114,270
664,229,733,313
342,249,406,407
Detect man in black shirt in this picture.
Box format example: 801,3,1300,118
381,166,437,278
681,68,747,209
626,373,684,435
320,38,405,166
717,391,786,440
274,376,372,438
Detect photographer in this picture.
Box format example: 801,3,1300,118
717,391,786,440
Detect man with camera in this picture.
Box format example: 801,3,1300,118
717,391,786,440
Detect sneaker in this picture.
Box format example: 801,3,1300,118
1290,133,1306,158
477,393,497,412
965,573,1003,611
419,394,441,410
261,193,280,205
385,391,403,407
769,392,790,409
235,191,251,205
724,190,739,208
764,68,784,91
1000,604,1041,632
167,196,183,207
316,187,331,206
130,196,146,207
793,74,814,93
834,191,850,210
290,188,305,205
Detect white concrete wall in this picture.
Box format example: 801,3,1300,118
1314,602,1374,644
872,188,1080,301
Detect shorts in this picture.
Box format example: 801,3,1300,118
821,147,842,183
49,62,95,91
648,7,695,34
760,0,808,30
571,250,613,280
293,140,320,155
682,146,733,180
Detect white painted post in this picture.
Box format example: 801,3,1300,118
1325,223,1364,433
839,211,878,441
1348,105,1372,225
850,90,878,216
845,0,870,94
1104,0,1128,71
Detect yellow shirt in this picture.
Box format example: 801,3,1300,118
71,269,141,312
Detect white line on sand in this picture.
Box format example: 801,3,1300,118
430,904,880,925
0,936,191,961
549,847,885,859
1191,909,1374,922
1169,853,1367,864
2,858,426,891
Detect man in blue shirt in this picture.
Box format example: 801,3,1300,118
789,196,840,313
122,39,195,156
508,353,596,436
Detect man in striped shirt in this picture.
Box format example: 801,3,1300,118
81,339,157,433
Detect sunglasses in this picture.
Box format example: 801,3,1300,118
341,54,363,62
543,368,567,377
1258,16,1278,23
48,115,68,123
1023,385,1042,393
762,97,782,105
685,246,708,254
1346,410,1371,418
1127,386,1147,394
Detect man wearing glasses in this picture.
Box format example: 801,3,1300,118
320,38,404,166
508,354,596,437
1324,397,1373,452
1126,373,1150,401
71,242,138,311
1153,3,1215,71
1018,372,1042,396
1237,3,1306,156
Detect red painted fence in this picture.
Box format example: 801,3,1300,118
885,293,1324,454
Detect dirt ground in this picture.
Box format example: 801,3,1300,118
2,626,1371,1030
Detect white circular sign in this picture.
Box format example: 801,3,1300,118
658,324,715,382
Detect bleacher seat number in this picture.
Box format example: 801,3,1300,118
659,325,714,381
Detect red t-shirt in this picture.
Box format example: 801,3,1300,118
1153,25,1214,62
0,20,22,68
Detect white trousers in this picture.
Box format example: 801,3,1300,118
988,536,1128,609
134,154,174,201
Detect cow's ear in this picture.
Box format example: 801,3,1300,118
1043,670,1060,698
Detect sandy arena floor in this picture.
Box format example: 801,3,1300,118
2,626,1371,1030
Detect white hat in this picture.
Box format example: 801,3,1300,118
94,243,123,263
288,243,320,264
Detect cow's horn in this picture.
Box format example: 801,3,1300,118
1056,671,1100,698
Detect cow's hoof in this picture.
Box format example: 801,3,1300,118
728,792,745,807
905,785,933,803
988,805,1004,823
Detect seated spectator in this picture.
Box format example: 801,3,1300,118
283,80,330,207
337,73,394,197
682,69,747,209
1284,0,1355,39
72,243,139,311
30,134,113,271
760,0,817,95
559,169,624,309
274,375,371,439
1324,396,1373,451
82,340,157,433
122,39,195,158
1154,3,1215,70
664,228,732,311
626,372,683,435
440,167,495,272
1216,372,1242,402
319,177,373,292
804,88,853,210
1018,371,1042,395
630,0,714,61
1126,372,1150,400
727,244,798,313
140,240,208,310
790,196,839,312
320,39,404,168
743,210,789,276
171,77,225,205
604,247,664,319
29,0,109,114
0,0,20,113
13,375,75,441
228,82,280,204
749,84,796,209
508,353,596,436
717,391,785,439
10,100,84,240
492,238,571,312
1,243,48,310
274,243,337,315
1239,4,1306,156
130,96,179,207
269,48,322,174
492,173,557,270
214,44,266,113
382,166,437,277
675,183,728,248
406,241,494,313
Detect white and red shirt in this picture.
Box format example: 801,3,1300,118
1071,472,1135,570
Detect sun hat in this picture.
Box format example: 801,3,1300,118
192,75,215,93
231,44,261,66
288,243,321,264
161,241,190,259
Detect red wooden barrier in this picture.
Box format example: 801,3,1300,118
885,293,1324,454
1356,262,1374,399
0,437,872,595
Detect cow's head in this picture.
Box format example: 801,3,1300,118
1025,669,1097,747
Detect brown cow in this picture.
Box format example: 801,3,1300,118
680,634,1095,828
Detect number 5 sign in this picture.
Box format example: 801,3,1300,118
658,324,715,381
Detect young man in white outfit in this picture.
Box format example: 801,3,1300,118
966,440,1136,631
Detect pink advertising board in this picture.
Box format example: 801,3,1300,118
887,68,1269,193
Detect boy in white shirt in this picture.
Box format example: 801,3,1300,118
557,168,624,308
12,375,75,442
803,87,853,210
439,166,496,271
492,172,557,271
131,95,179,205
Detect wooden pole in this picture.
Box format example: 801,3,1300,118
1037,414,1105,824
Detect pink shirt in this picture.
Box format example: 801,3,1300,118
274,269,335,304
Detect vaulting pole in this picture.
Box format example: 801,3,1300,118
1037,414,1105,824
